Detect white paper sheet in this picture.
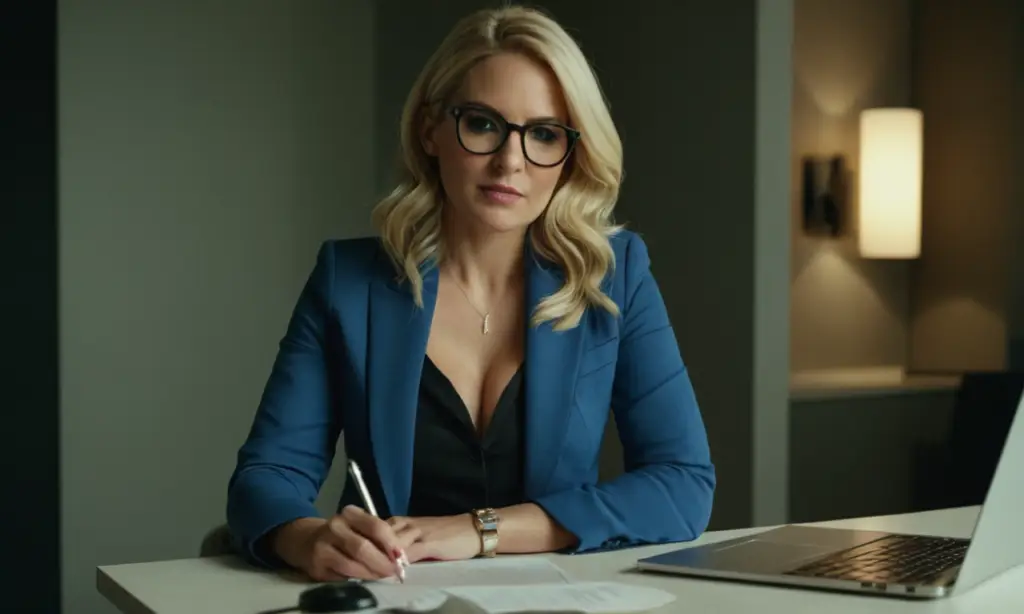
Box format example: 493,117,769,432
402,582,676,613
375,557,572,587
367,558,571,610
366,559,675,613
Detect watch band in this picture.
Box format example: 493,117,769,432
472,508,500,557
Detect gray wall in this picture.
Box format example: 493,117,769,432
58,2,374,612
383,0,794,530
790,0,913,373
909,0,1024,372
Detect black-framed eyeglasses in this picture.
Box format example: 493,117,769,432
448,104,580,168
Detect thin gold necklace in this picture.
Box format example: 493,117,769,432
448,273,490,335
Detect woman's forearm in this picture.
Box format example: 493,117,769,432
494,503,578,554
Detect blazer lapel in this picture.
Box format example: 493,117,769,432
523,246,586,499
367,259,438,517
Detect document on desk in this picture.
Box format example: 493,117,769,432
380,557,571,587
369,558,570,610
368,558,676,613
414,582,677,613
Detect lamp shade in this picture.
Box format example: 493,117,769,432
858,108,923,258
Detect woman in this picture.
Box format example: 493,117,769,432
226,5,715,583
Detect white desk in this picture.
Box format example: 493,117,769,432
98,506,1023,613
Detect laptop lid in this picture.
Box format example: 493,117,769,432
950,389,1024,593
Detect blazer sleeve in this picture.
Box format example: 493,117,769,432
532,233,716,553
226,242,342,566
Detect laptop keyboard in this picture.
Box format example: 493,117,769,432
785,534,969,585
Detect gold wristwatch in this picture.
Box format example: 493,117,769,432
471,508,500,557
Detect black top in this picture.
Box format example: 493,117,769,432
407,356,526,516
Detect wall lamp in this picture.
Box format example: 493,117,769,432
858,107,923,259
801,107,924,259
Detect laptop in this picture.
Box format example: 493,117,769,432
636,389,1024,599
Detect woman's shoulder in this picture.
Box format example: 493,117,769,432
606,228,652,285
320,235,385,262
311,235,391,289
575,228,654,317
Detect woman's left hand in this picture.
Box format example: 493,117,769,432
387,514,481,563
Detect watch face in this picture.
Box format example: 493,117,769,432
475,508,499,530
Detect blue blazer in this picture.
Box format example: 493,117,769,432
227,230,715,565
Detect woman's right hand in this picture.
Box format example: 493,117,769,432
272,505,419,581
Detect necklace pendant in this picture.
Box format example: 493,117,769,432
482,313,490,335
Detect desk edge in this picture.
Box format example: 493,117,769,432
97,567,156,614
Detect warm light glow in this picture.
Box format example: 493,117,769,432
858,108,923,258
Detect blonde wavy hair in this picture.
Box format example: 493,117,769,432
371,4,624,331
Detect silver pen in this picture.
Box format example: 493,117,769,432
347,459,408,582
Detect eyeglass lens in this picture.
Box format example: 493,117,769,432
456,107,572,167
